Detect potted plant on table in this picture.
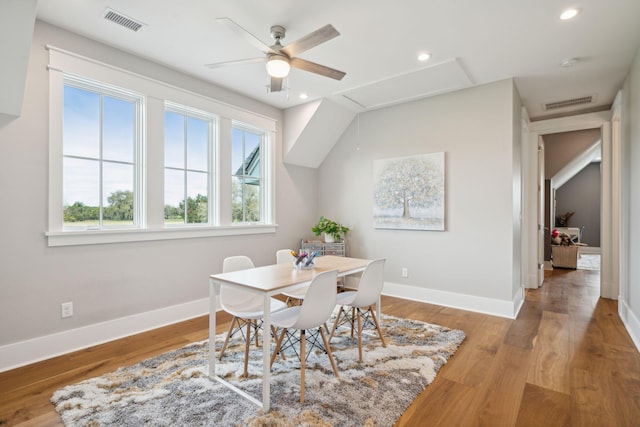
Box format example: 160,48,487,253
312,216,349,243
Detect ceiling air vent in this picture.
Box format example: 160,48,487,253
543,95,594,111
103,8,146,32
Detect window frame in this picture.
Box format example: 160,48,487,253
231,123,267,225
163,102,217,227
62,76,145,231
46,46,277,247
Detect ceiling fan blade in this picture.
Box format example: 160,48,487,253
270,76,283,92
280,24,340,57
216,17,275,54
205,57,267,69
290,57,346,81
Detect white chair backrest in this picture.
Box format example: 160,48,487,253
294,269,338,330
223,255,254,273
350,258,386,308
276,249,293,264
221,256,255,303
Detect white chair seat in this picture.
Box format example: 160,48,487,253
222,297,287,320
335,291,357,306
270,306,302,329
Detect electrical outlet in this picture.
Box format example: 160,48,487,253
61,302,73,318
401,267,408,278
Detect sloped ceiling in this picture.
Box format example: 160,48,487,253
551,140,601,190
283,98,355,168
0,0,37,118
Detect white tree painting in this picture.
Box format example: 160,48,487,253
373,152,445,230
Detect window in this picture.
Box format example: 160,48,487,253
47,46,276,246
62,78,142,229
164,105,214,225
232,126,263,223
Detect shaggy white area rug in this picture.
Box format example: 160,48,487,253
51,313,465,426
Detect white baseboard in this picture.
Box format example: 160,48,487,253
526,271,540,289
382,281,524,319
0,298,210,373
618,298,640,353
0,282,537,373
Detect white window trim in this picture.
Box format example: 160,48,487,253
62,75,145,231
47,46,277,247
163,102,218,227
231,122,275,226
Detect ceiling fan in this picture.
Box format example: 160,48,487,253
206,18,346,93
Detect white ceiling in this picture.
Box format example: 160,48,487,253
36,0,640,119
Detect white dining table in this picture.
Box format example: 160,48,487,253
208,255,373,411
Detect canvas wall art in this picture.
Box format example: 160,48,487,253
373,152,445,231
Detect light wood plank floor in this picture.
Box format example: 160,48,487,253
1,266,639,426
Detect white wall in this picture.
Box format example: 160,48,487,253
0,22,318,370
317,79,523,317
621,46,640,349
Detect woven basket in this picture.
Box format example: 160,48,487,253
551,245,579,269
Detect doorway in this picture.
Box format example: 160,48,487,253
542,128,602,273
524,111,616,299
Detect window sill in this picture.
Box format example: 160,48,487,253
45,224,278,247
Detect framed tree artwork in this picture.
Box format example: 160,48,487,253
373,152,445,231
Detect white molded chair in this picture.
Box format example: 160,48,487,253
276,249,308,305
329,258,386,362
270,269,340,403
219,255,287,378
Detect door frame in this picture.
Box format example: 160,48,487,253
523,111,617,299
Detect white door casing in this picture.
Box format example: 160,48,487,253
526,111,616,299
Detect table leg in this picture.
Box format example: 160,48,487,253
262,295,271,411
208,279,219,378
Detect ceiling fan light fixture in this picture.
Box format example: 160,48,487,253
418,52,431,62
266,55,290,78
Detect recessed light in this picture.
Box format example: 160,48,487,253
299,93,308,100
417,52,431,62
560,8,579,20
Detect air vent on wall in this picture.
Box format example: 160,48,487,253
103,8,146,32
543,95,594,111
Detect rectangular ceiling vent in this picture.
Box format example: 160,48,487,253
103,8,146,32
543,95,594,111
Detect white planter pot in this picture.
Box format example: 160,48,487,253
324,233,335,243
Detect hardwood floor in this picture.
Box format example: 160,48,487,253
1,266,639,426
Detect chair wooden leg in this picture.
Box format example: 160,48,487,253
351,307,356,338
369,305,387,348
243,321,251,378
329,307,343,341
271,326,286,361
270,328,287,368
254,320,259,347
319,328,339,378
357,309,363,362
219,316,237,361
300,330,306,403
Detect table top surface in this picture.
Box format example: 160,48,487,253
209,255,371,292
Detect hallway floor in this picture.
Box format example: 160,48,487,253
577,253,600,271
